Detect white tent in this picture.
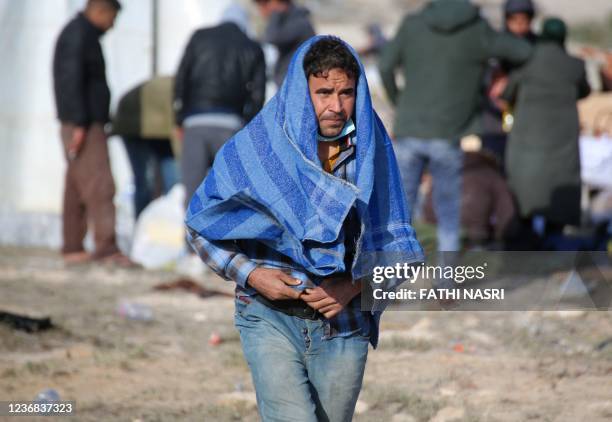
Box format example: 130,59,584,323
0,0,232,249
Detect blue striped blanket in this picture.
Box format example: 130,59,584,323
185,35,423,281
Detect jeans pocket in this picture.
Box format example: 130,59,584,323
234,296,267,334
234,296,252,317
235,295,265,321
341,326,370,342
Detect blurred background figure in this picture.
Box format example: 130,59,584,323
504,0,537,42
581,47,612,94
112,76,179,219
174,3,266,273
379,0,532,253
501,17,591,248
480,0,538,163
253,0,315,87
53,0,132,266
357,23,388,58
423,151,516,250
602,51,612,91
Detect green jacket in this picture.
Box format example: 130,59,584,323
502,42,590,225
112,76,180,156
379,0,532,141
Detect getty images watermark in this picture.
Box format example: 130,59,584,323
370,261,504,302
360,252,611,311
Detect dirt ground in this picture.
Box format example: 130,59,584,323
1,247,611,422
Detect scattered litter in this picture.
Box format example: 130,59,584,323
117,300,153,322
153,278,233,299
453,343,465,353
130,185,185,269
595,337,612,351
234,381,245,393
0,309,52,333
193,312,208,322
34,388,60,403
209,332,223,346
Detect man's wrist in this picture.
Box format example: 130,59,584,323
227,256,258,289
244,265,260,289
349,280,362,299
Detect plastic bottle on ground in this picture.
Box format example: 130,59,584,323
117,300,153,322
34,389,60,403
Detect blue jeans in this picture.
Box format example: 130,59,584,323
122,137,178,217
234,297,369,422
394,137,463,252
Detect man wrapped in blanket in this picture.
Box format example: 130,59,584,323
186,36,424,422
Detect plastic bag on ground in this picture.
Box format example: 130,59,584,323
130,184,185,269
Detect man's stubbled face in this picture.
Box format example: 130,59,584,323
308,68,356,138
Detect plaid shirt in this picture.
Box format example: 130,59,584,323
188,133,374,341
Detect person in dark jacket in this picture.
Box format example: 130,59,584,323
480,0,538,163
174,4,266,253
174,6,265,129
379,0,532,252
253,0,315,87
502,18,591,238
53,0,130,265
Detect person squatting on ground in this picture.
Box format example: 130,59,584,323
379,0,533,253
186,36,423,421
112,76,179,218
423,151,516,249
52,0,131,266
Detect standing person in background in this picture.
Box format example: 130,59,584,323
53,0,131,266
379,0,532,253
480,0,538,162
112,77,179,218
253,0,315,87
502,18,591,244
357,24,388,59
174,4,266,270
503,0,537,43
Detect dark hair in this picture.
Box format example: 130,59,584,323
540,17,567,44
87,0,122,11
303,37,360,80
504,0,535,18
